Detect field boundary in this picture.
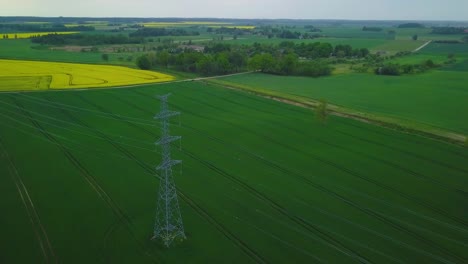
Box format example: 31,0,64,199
413,40,432,53
203,78,466,147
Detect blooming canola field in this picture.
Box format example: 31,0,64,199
0,59,175,91
1,32,78,39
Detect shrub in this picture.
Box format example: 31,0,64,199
136,55,151,70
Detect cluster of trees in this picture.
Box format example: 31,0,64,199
31,33,143,45
398,23,425,28
135,41,341,77
275,30,322,39
253,26,322,39
129,28,200,37
208,27,252,35
431,27,466,35
375,59,437,76
136,50,248,76
248,53,332,77
276,30,302,39
434,40,461,44
278,41,369,59
362,26,383,32
304,25,322,32
132,39,377,77
0,23,94,32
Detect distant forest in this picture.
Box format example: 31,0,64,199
0,23,94,32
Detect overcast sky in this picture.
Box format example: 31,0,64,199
1,0,467,20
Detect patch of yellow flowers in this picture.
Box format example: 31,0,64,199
1,32,78,39
0,59,175,91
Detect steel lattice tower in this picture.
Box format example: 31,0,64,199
152,93,185,247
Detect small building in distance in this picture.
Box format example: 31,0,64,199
179,45,205,52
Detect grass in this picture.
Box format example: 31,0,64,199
0,81,467,263
389,42,468,67
371,39,426,53
217,72,468,134
0,59,174,91
0,39,108,64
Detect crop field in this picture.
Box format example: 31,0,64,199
371,39,426,53
0,59,174,91
319,27,390,39
0,31,77,39
0,81,467,263
230,36,390,49
0,39,107,63
217,72,468,134
141,21,233,27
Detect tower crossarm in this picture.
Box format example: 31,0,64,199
156,159,182,170
154,111,180,120
155,136,181,146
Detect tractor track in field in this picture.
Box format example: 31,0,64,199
102,220,120,264
205,80,466,146
0,136,57,264
176,89,467,196
181,92,466,194
72,93,268,264
11,96,159,264
129,89,468,228
339,120,468,160
125,89,468,262
154,90,468,222
175,83,468,176
199,81,468,161
334,129,468,175
110,91,386,263
41,95,162,264
243,114,467,194
25,90,464,262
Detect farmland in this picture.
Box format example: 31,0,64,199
1,15,467,264
215,42,468,135
1,31,78,39
1,81,467,263
216,70,468,134
0,59,174,91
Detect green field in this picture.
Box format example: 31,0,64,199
218,71,468,134
0,39,140,66
1,81,467,263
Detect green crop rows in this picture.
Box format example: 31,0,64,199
0,81,466,263
219,71,468,134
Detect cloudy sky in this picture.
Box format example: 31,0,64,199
1,0,468,20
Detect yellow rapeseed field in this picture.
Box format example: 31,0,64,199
208,25,256,29
1,32,78,39
0,59,175,91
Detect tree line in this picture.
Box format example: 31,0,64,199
129,28,200,37
431,27,467,35
0,23,94,32
135,41,370,77
31,33,143,45
375,59,438,76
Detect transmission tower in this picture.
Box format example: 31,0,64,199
152,93,185,247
